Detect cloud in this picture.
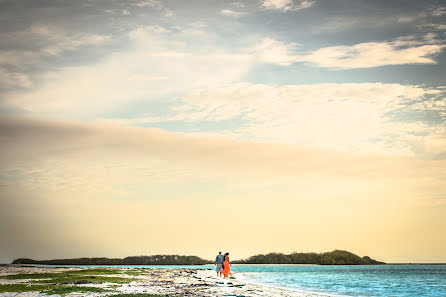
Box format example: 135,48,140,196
0,24,109,68
312,16,362,33
431,6,446,16
255,38,299,66
230,2,245,8
22,24,108,56
303,38,445,69
134,0,173,16
398,16,414,23
0,68,32,89
255,36,446,69
220,9,246,18
261,0,315,12
135,0,162,9
4,27,253,117
122,82,445,157
424,24,446,31
137,25,170,33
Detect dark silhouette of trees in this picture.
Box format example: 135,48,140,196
233,250,384,265
12,255,209,265
13,250,384,265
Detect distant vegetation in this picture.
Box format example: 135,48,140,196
12,255,209,265
12,250,384,265
234,250,385,265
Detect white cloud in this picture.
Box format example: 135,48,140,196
220,9,246,18
0,25,109,93
0,24,110,61
303,40,445,69
261,0,315,12
122,9,131,15
28,24,109,56
129,82,444,156
254,36,446,69
134,0,173,17
255,38,299,66
411,96,446,112
135,0,162,8
138,25,170,33
5,27,253,117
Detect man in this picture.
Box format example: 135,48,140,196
215,251,224,277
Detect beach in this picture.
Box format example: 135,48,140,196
0,266,328,297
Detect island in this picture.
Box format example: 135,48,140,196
233,250,385,265
12,250,384,265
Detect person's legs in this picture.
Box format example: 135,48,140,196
216,264,223,277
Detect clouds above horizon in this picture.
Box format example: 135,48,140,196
2,26,445,119
1,0,446,263
261,0,315,12
220,9,246,18
103,82,446,158
256,35,446,68
2,25,253,116
0,6,444,160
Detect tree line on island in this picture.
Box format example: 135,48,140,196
12,250,384,265
233,250,384,265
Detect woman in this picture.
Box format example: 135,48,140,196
221,252,231,279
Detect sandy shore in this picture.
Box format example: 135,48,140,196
0,266,329,296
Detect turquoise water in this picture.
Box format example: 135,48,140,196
33,264,446,296
232,264,446,297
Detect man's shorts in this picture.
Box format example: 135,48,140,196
216,264,223,272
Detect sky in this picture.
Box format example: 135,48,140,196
0,0,445,264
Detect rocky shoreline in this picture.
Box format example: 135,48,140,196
0,266,329,296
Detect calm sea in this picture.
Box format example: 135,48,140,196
35,264,446,296
232,264,446,296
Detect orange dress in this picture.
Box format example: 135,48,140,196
222,257,230,276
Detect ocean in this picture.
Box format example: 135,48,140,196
35,264,446,296
232,264,446,296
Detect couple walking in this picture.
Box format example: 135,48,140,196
215,251,231,278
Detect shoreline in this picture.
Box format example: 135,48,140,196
0,265,330,297
235,272,340,297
